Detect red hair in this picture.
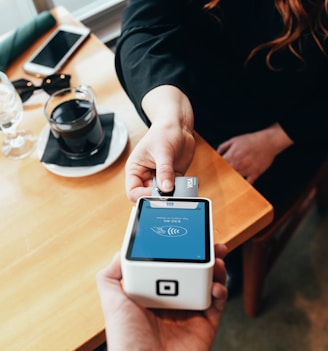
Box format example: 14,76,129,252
204,0,328,69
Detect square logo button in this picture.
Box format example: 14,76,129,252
156,280,179,296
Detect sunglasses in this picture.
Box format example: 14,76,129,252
12,73,71,102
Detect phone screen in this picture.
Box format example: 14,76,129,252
30,30,83,68
126,198,211,263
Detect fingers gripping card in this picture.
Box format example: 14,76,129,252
152,176,199,197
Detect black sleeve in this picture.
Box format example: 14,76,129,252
279,88,328,144
115,0,328,148
115,0,191,126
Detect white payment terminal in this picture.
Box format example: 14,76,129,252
121,196,214,310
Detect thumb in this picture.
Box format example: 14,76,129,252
156,163,176,194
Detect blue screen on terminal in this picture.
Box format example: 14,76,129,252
126,198,211,263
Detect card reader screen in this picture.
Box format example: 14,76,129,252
126,198,211,262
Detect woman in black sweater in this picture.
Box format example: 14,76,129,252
115,0,328,292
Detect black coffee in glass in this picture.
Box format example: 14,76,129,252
45,87,105,159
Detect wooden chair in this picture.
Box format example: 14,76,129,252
242,158,327,317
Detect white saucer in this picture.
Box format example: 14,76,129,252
37,110,128,177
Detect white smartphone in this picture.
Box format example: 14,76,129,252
121,197,215,310
23,25,90,76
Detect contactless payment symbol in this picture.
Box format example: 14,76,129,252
151,226,188,237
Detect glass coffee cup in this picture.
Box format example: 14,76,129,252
44,86,105,159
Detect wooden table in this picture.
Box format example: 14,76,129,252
0,7,273,351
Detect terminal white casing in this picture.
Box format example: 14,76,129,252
121,197,215,310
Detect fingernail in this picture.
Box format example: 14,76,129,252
162,180,174,192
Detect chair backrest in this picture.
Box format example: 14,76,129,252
243,156,327,317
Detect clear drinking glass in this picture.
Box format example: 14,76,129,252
0,71,36,159
44,86,105,159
